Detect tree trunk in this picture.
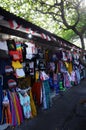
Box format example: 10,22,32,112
80,35,85,50
79,35,86,67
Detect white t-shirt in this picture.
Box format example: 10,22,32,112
0,40,8,51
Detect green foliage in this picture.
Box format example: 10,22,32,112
60,30,76,41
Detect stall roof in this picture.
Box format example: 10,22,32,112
0,7,81,51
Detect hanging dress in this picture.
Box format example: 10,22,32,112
18,92,32,119
1,91,12,124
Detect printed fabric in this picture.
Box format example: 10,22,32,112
18,92,32,119
42,80,50,109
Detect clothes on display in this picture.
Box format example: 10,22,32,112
0,36,85,128
0,59,12,75
9,50,22,61
15,68,25,78
29,89,37,117
18,92,32,119
6,39,16,51
3,73,17,90
8,91,23,126
0,6,85,129
1,91,12,124
12,61,23,69
0,123,10,130
42,80,51,109
53,73,59,94
0,76,3,123
0,40,8,51
0,39,37,126
32,81,42,106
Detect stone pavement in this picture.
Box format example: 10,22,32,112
6,79,86,130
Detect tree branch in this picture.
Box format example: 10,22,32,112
81,25,86,34
60,0,80,34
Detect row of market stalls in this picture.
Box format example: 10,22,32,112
0,7,85,128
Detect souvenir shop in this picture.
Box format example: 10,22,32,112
0,7,85,128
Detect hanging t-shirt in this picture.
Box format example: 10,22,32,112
12,61,23,69
16,42,22,51
24,62,30,75
25,42,35,60
38,60,45,70
6,39,16,51
15,68,25,78
21,43,28,61
9,50,22,61
29,62,34,75
0,40,8,51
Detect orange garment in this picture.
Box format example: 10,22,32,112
12,93,20,125
1,105,12,124
9,50,22,61
5,105,12,124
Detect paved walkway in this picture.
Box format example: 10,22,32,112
6,79,86,130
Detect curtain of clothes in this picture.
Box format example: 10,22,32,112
0,89,37,126
0,39,86,128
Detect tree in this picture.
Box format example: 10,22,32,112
0,0,77,40
0,0,86,65
31,0,86,65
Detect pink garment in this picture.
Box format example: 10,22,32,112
62,51,67,61
50,62,55,71
14,92,23,123
71,71,75,82
64,72,71,88
67,51,72,61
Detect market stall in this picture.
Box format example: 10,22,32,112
0,7,85,127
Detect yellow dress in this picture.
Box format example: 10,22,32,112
68,62,73,74
29,90,37,117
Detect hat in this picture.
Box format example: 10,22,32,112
8,79,17,88
5,65,13,73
